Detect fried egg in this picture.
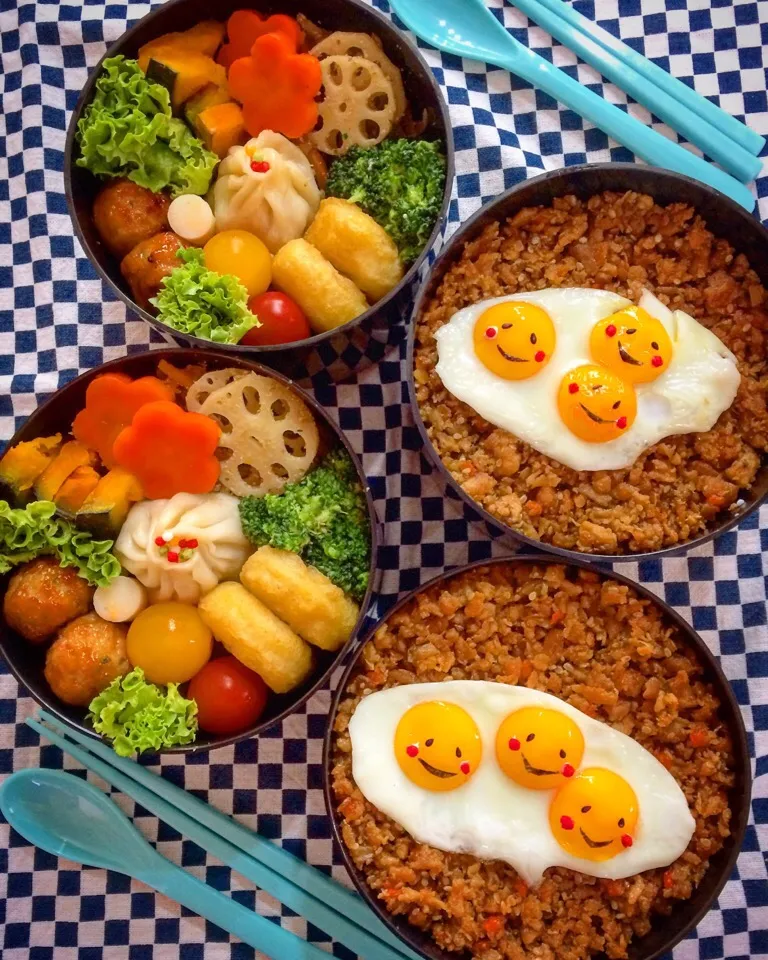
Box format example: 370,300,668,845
349,681,695,885
434,288,740,471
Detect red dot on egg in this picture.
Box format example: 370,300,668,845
535,350,546,363
616,416,628,429
605,324,617,338
652,355,663,367
508,737,521,751
485,326,498,339
621,834,633,848
562,763,575,778
460,762,470,775
560,815,575,831
568,383,579,394
406,745,419,758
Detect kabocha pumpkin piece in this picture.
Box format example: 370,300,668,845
34,441,97,503
184,82,231,127
193,102,246,158
0,435,62,501
112,401,221,500
228,32,322,140
137,20,226,73
72,373,174,468
77,467,144,538
217,10,303,69
145,53,227,113
54,465,102,519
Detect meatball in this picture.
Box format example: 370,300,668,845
93,179,171,260
120,231,185,311
3,557,93,643
44,612,130,707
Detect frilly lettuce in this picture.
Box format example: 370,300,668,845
76,56,218,198
150,247,259,344
0,500,120,587
88,668,198,756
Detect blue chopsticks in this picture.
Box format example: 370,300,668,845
28,712,422,960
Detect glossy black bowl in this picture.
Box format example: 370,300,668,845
406,163,768,562
64,0,454,357
324,555,751,960
0,348,380,753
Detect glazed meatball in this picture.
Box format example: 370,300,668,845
45,613,130,706
3,557,93,643
93,179,171,260
120,231,185,311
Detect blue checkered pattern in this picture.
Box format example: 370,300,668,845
0,0,767,956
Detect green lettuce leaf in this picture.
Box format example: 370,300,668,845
76,55,218,197
88,668,198,756
0,500,120,587
150,247,259,344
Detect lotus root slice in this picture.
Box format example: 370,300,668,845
186,368,249,412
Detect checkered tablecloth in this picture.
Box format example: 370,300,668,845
0,0,766,956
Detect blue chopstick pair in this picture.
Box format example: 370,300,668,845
24,711,421,960
390,0,764,212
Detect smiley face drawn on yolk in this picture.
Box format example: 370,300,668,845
473,302,556,381
557,364,638,443
549,768,639,862
394,701,482,792
589,306,673,385
495,707,585,790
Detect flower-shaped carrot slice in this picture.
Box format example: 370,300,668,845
228,32,322,140
217,10,303,69
72,373,173,468
112,401,221,500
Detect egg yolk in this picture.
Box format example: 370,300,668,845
589,306,673,385
549,768,639,862
127,602,213,685
204,229,272,297
557,364,637,443
473,302,556,381
394,701,482,792
495,706,585,790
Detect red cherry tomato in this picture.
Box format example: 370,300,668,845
241,292,311,346
188,656,268,735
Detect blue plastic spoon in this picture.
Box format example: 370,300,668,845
389,0,756,211
0,768,329,960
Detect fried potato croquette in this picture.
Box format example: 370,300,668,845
272,238,368,333
4,557,93,643
44,613,130,706
305,198,403,302
198,582,313,693
240,546,359,652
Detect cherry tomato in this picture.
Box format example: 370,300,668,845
204,230,271,296
188,656,269,735
127,602,212,685
241,292,310,345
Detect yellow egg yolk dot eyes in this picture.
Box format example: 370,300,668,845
549,768,639,862
394,701,482,792
495,706,585,790
473,302,556,381
589,306,673,385
557,364,638,443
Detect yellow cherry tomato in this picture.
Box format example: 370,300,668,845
127,602,212,685
204,230,272,296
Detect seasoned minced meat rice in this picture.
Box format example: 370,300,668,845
331,563,735,960
413,192,768,554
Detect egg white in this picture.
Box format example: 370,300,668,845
434,288,740,471
349,681,695,885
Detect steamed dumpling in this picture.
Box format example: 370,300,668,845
212,131,321,253
115,493,252,605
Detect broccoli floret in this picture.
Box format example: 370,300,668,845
238,449,371,602
325,139,446,264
